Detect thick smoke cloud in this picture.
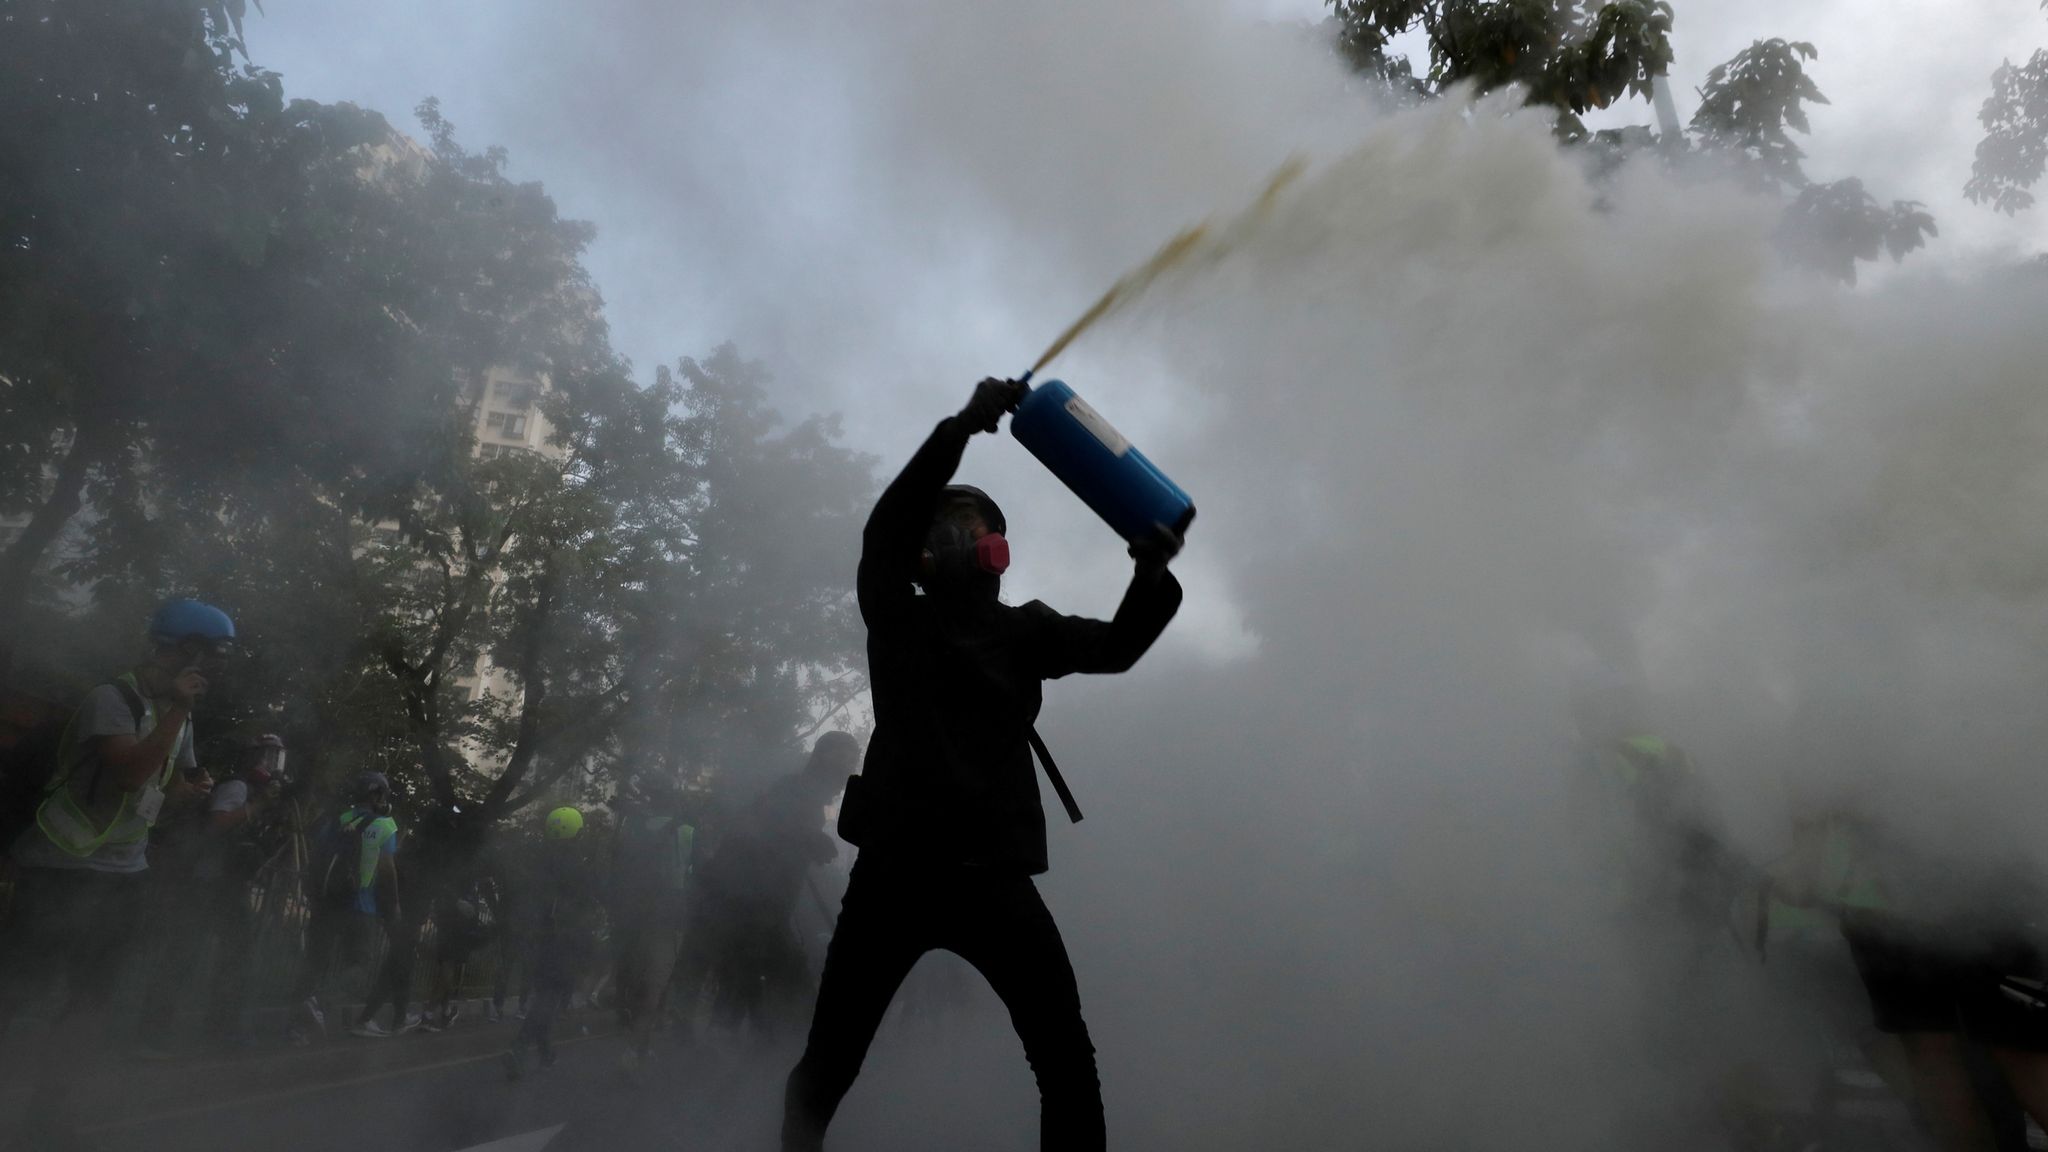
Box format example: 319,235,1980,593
240,0,2048,1147
740,8,2048,1151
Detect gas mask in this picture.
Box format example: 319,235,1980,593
921,520,1010,583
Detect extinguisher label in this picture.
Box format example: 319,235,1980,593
1064,395,1131,457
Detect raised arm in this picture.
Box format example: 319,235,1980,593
1028,539,1185,678
856,379,1027,625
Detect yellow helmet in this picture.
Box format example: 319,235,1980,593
544,806,584,841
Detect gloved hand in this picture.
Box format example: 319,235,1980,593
958,377,1030,434
1128,523,1184,577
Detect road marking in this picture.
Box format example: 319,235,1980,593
79,1033,602,1134
456,1124,564,1152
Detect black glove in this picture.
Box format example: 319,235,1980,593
958,377,1030,434
1128,523,1184,577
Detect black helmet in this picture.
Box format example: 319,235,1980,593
807,731,861,778
937,485,1005,536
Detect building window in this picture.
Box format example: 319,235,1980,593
485,411,528,438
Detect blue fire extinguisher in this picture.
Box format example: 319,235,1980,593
1009,376,1195,544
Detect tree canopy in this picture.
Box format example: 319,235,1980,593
0,0,873,827
1967,3,2048,216
1325,0,1935,283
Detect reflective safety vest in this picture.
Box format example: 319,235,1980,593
355,810,399,890
34,674,184,859
323,805,399,896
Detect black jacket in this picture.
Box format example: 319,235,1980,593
847,416,1182,874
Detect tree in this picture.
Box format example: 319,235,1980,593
1966,3,2048,215
1330,0,1674,139
338,343,871,825
1323,1,1935,282
0,1,576,675
0,3,877,837
1688,39,1935,285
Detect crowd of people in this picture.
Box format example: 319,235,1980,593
0,597,863,1147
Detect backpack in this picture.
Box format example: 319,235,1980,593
309,806,376,906
0,681,146,851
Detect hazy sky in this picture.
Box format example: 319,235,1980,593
250,0,2048,396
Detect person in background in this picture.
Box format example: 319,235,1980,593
699,735,856,1038
504,806,601,1079
609,772,696,1082
422,806,496,1032
194,733,289,1048
0,599,231,1145
349,785,420,1039
288,772,399,1043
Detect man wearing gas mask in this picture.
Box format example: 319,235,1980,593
782,378,1183,1152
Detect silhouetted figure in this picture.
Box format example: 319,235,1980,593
781,379,1183,1152
609,771,695,1079
695,736,855,1038
503,806,600,1079
193,734,290,1047
288,771,402,1042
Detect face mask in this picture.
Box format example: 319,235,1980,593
972,532,1010,575
922,523,1010,581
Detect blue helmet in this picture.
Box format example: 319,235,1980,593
148,599,235,646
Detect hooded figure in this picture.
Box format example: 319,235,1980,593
782,378,1183,1152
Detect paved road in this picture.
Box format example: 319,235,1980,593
4,1011,809,1152
2,987,1050,1152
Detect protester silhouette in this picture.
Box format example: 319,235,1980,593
781,379,1183,1152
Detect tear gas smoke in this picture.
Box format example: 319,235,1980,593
241,1,2048,1147
765,10,2048,1152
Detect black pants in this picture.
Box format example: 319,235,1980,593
782,857,1103,1152
290,903,374,1004
360,913,419,1027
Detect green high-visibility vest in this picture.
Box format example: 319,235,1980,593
336,806,399,892
34,674,184,859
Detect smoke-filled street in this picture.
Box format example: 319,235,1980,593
14,1,2048,1150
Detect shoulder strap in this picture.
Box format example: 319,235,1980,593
111,676,147,729
82,677,154,808
1027,728,1083,824
927,628,1087,825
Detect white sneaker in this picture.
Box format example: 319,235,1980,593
350,1019,392,1039
396,1011,424,1035
302,996,327,1035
